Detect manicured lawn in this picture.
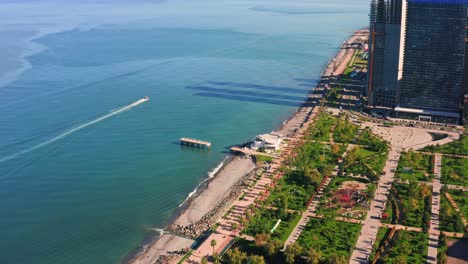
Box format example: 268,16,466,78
421,135,468,156
393,183,431,228
243,208,302,242
396,151,434,182
439,194,465,233
292,141,337,173
355,147,377,158
355,128,388,152
344,146,388,180
275,213,302,242
268,176,315,211
366,152,388,174
333,115,359,143
297,218,361,260
448,189,468,220
307,113,337,142
343,128,389,182
379,231,428,263
441,157,468,186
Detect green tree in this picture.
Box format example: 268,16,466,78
247,255,266,264
394,255,408,264
328,255,347,264
305,247,321,264
226,248,247,264
201,256,208,264
212,252,221,264
438,251,448,264
308,168,322,185
210,239,217,254
231,222,238,231
265,240,282,258
254,233,270,247
284,244,303,264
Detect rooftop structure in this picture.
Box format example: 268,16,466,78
251,133,283,152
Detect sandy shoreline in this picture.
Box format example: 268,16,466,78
127,157,257,264
127,31,361,264
173,157,256,227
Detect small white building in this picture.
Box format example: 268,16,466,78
251,133,283,152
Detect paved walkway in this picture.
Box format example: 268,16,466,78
428,154,442,264
417,151,468,159
308,212,464,237
187,171,274,263
349,148,400,264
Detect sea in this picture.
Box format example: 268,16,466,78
0,0,368,263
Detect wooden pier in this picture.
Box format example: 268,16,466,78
180,137,212,149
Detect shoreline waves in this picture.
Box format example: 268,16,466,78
127,30,362,264
177,156,229,208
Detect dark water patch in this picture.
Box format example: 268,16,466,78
207,81,309,94
186,85,307,101
194,92,304,107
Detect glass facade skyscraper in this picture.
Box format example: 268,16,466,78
397,0,468,121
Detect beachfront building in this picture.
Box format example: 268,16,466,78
367,0,403,108
251,133,283,153
395,0,468,123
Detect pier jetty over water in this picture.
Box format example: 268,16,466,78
179,137,211,149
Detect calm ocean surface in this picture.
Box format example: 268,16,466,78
0,1,368,263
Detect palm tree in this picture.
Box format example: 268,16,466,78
248,203,255,214
328,255,347,264
305,248,321,264
212,252,221,264
254,233,270,247
226,248,247,264
265,240,281,258
247,255,266,264
210,239,217,254
201,256,208,264
245,210,251,222
284,244,303,264
231,222,238,231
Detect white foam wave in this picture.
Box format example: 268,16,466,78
0,98,148,163
208,157,226,178
178,156,228,207
149,228,165,236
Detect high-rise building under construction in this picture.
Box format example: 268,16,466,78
368,0,403,108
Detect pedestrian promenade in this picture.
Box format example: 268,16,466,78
349,148,400,264
427,154,442,264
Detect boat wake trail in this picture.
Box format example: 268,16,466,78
0,97,149,163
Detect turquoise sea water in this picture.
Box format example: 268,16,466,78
0,1,368,263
